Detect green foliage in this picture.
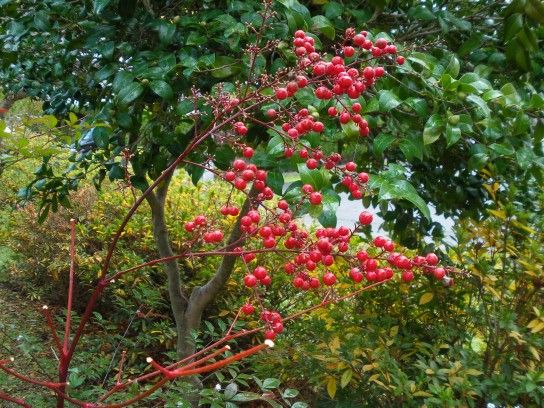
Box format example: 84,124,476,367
244,186,544,407
1,0,543,245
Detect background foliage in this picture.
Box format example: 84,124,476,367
0,0,543,406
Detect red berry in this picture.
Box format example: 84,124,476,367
284,147,294,158
297,75,308,87
375,38,388,49
253,266,267,280
327,106,338,116
426,253,439,266
373,235,387,247
312,121,324,133
309,192,322,205
273,322,284,333
350,268,364,283
264,330,276,340
287,128,299,139
294,30,305,38
275,88,288,100
359,211,373,225
267,108,278,119
233,159,246,171
362,67,374,80
260,274,272,285
352,102,362,113
433,267,446,280
343,46,355,57
306,158,319,169
401,271,414,282
242,303,255,314
353,34,366,46
345,161,357,171
358,172,369,183
234,178,247,190
396,55,405,65
340,111,351,124
243,147,254,158
322,272,337,286
244,274,258,288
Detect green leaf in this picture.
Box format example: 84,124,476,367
458,33,483,56
445,124,461,147
93,0,112,14
92,127,110,148
318,189,340,228
108,164,124,180
267,171,284,195
378,90,401,112
340,369,353,388
371,175,431,220
262,378,280,389
149,80,173,100
297,163,330,190
311,15,335,40
266,134,285,157
423,114,444,145
211,56,242,79
444,55,460,78
224,383,238,400
373,133,396,156
403,98,428,117
157,21,176,44
282,389,299,398
116,82,143,106
399,136,424,161
407,5,435,20
231,392,261,402
466,94,490,117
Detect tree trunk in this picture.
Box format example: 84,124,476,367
146,177,194,358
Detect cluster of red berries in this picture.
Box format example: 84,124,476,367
275,107,324,140
341,162,369,199
261,310,284,341
210,29,444,344
224,159,272,199
300,183,322,205
244,265,272,287
184,215,224,243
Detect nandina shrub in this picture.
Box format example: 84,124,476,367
0,14,462,407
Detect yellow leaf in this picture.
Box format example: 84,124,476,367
329,336,341,353
413,391,433,397
425,368,434,375
363,364,374,372
465,369,483,376
529,346,541,362
410,383,416,393
419,292,434,305
389,325,399,337
368,373,380,382
340,369,353,388
488,209,506,220
531,321,544,334
528,319,541,329
218,310,230,317
326,377,337,399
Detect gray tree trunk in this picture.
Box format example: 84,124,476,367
146,174,256,359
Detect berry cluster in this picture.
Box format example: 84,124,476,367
184,215,224,243
188,28,452,344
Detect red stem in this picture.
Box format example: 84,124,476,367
0,391,31,408
64,218,77,354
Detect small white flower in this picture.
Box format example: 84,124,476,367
214,383,221,391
